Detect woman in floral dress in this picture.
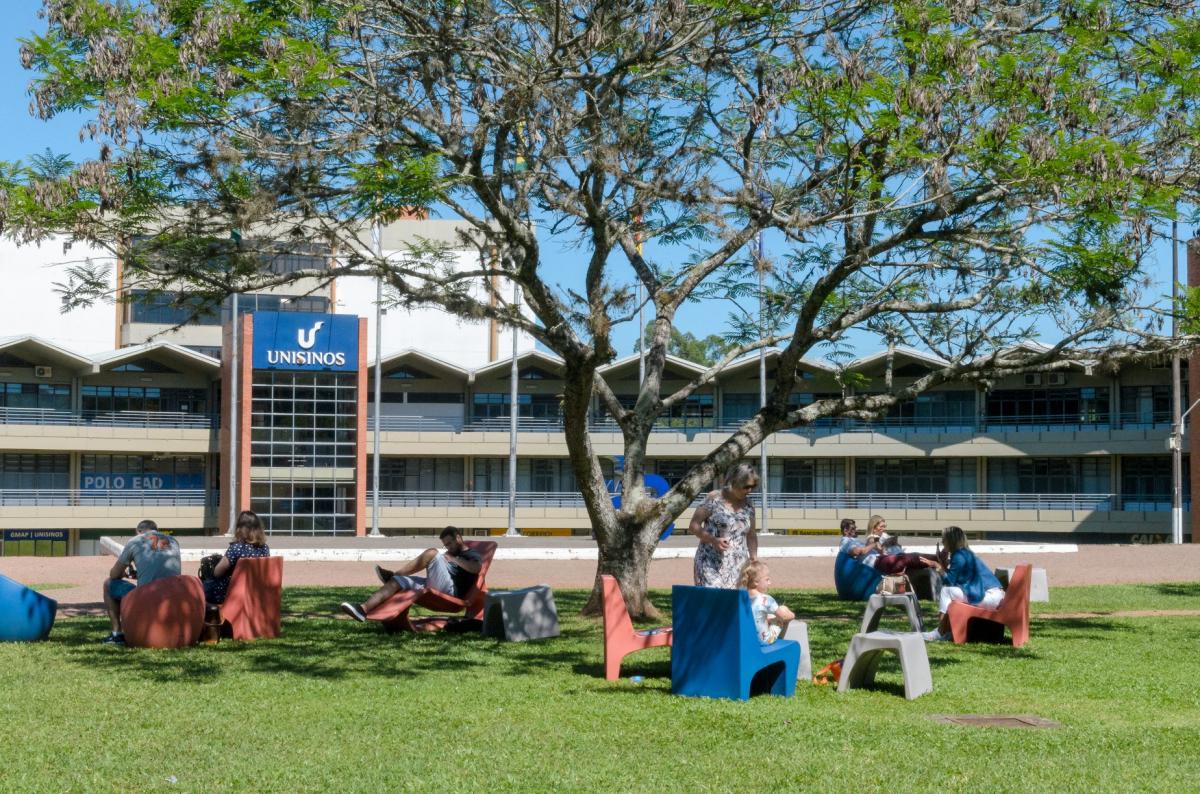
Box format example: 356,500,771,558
690,463,759,588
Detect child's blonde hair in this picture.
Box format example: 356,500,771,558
941,525,968,554
738,560,770,590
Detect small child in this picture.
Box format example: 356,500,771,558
738,560,795,644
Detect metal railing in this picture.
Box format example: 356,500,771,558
367,490,1183,513
0,488,208,507
0,407,215,429
365,413,1172,436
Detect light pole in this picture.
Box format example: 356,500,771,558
1169,395,1200,544
225,292,241,536
757,231,772,535
506,281,521,537
370,218,384,537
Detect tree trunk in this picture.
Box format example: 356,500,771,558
581,518,665,620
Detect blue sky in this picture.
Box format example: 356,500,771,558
0,1,1186,363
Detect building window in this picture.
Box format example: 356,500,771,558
770,459,845,493
0,454,69,490
0,383,70,412
856,458,976,494
250,481,356,535
471,393,561,420
128,290,222,325
883,391,976,426
987,457,1109,494
249,371,357,469
1119,385,1179,427
985,388,1110,426
369,457,464,492
1121,456,1187,509
81,386,208,414
473,458,577,491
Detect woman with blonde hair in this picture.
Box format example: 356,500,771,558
202,510,271,604
690,463,760,588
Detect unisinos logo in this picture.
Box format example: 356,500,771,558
252,311,358,372
297,320,324,350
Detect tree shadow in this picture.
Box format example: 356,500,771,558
1150,582,1200,599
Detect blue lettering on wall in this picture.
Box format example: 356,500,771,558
252,311,359,372
80,474,204,491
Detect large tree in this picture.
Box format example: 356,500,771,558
5,0,1200,617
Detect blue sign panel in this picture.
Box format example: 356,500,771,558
80,474,204,491
3,530,69,542
252,311,359,372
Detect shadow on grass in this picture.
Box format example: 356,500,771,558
1151,582,1200,599
1032,617,1137,640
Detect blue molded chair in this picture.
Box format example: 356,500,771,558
834,550,882,601
0,574,58,642
670,585,800,701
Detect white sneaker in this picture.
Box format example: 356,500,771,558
340,602,367,622
922,629,946,642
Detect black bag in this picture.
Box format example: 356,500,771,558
197,553,223,581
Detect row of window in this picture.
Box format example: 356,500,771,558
363,455,1187,501
128,290,330,326
379,386,1181,427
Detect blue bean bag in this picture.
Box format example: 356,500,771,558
834,550,882,601
0,574,58,642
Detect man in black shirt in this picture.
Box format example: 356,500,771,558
341,526,482,621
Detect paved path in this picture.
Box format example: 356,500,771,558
3,542,1197,607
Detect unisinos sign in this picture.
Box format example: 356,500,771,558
252,311,358,372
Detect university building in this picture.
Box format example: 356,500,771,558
0,325,1189,556
0,225,1192,555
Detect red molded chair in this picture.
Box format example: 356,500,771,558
365,540,497,632
947,563,1032,648
602,574,672,681
121,575,206,649
216,556,283,641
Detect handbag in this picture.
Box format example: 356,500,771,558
197,553,223,581
877,574,911,595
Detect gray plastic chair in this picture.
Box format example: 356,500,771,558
859,593,925,633
837,630,932,700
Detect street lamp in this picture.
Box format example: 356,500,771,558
1168,396,1200,545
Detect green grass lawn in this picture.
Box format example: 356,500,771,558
2,584,1199,793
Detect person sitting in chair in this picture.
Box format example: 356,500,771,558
340,526,482,622
102,519,181,645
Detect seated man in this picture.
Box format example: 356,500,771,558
340,526,482,622
102,518,182,645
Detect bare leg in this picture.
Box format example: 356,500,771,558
361,578,411,614
103,579,122,633
387,548,439,578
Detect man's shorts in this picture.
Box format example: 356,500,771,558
391,553,457,596
108,579,136,599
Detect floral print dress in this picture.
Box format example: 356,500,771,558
693,492,755,588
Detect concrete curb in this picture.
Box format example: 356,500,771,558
100,536,1077,563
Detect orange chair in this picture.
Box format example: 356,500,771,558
365,540,497,632
121,575,206,649
216,556,283,641
947,563,1032,648
602,574,672,681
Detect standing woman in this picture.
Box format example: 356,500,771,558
690,463,760,588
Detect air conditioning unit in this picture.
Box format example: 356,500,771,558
33,366,52,379
1023,373,1042,386
1046,372,1067,386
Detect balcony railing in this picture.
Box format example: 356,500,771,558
0,407,215,429
0,488,208,506
368,490,1185,512
368,413,1176,435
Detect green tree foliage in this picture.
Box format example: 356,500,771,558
639,325,734,365
5,0,1200,615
